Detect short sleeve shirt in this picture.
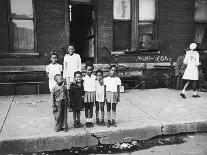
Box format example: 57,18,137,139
46,63,62,81
104,76,121,92
83,74,96,92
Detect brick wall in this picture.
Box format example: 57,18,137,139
96,0,195,63
0,0,9,52
158,0,195,58
0,0,67,66
97,0,113,63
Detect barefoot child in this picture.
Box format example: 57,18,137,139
104,65,121,127
83,61,96,128
69,71,84,128
95,69,105,126
46,52,62,92
51,74,69,132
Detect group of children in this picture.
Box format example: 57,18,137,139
46,44,121,132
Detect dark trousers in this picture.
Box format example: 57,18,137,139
53,100,68,130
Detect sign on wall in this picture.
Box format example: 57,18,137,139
113,0,131,20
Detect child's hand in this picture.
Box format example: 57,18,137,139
52,105,58,112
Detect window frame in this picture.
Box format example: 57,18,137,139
194,0,207,50
113,0,132,51
6,0,38,56
137,0,158,50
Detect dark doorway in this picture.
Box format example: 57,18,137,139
69,4,95,62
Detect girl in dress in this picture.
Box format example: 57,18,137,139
180,43,200,98
69,71,85,128
83,61,96,128
63,43,81,89
104,65,121,127
95,69,105,126
46,52,62,92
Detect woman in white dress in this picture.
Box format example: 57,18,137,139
180,43,200,98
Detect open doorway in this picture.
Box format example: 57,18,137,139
69,4,95,62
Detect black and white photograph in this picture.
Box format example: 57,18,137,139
0,0,207,154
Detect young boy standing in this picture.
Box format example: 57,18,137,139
51,74,69,132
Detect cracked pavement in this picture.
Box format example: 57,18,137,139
0,88,207,154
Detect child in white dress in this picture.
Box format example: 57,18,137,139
46,52,62,92
104,65,121,127
63,43,81,89
83,61,96,128
95,69,105,126
180,43,200,98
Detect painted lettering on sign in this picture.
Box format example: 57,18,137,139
136,55,173,62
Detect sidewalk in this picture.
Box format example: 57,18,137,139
0,88,207,154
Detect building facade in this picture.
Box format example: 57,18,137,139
0,0,206,95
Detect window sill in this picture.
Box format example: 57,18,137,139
0,53,40,58
111,49,160,56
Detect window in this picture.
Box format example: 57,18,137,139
9,0,35,53
194,0,207,49
138,0,157,49
113,0,131,50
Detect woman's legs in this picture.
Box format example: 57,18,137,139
180,80,190,98
192,80,200,97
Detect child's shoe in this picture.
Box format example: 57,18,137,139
55,128,62,132
90,122,94,127
74,121,79,128
77,121,83,128
107,120,111,127
86,122,90,128
64,125,69,132
111,119,117,127
96,118,101,126
101,119,105,126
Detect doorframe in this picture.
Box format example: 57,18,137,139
67,0,97,63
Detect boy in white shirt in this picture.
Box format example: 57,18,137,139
46,52,62,92
63,43,81,89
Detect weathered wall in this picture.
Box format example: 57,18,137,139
0,0,67,66
96,0,113,63
96,0,195,63
158,0,195,57
0,0,10,53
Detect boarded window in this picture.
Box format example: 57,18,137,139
113,0,131,51
113,21,131,50
10,0,35,52
194,0,207,48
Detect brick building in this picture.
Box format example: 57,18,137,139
0,0,206,95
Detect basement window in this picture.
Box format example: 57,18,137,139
194,0,207,49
